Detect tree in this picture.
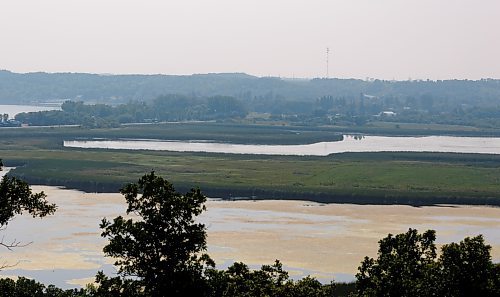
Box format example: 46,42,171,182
354,229,500,297
213,260,292,297
355,229,437,297
438,235,498,297
204,260,335,297
99,171,214,296
0,159,56,269
207,96,247,118
86,271,145,297
0,277,88,297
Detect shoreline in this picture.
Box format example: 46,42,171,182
2,184,500,288
12,174,500,207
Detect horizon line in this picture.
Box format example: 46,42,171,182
1,69,499,82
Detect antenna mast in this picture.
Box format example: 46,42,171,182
326,47,330,79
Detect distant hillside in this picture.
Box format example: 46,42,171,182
1,70,500,106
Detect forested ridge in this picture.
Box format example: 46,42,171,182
5,69,500,128
2,70,500,106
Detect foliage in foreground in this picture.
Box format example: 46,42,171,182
356,229,500,297
99,171,214,296
0,160,56,227
203,260,335,297
91,173,500,297
0,160,56,269
93,171,337,297
0,277,87,297
0,170,499,296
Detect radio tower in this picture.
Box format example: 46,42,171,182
326,47,330,79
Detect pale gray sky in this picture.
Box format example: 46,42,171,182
1,0,499,80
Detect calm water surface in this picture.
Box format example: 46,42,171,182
0,173,498,288
65,135,500,156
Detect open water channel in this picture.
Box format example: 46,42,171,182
64,135,500,155
1,167,499,288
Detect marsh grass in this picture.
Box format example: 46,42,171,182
2,124,500,205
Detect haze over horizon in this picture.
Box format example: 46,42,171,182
1,0,499,80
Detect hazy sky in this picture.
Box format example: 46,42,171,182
1,0,499,80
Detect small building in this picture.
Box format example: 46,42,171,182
380,111,397,117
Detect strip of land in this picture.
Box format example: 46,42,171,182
2,123,500,206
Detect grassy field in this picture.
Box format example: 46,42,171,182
1,123,500,206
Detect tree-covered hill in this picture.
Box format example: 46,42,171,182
1,70,500,107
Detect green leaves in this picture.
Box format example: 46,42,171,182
98,172,337,297
0,158,56,270
100,171,212,296
205,260,334,297
355,229,499,297
438,235,496,297
0,173,56,226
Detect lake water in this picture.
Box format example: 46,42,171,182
64,135,500,156
1,170,499,288
0,104,60,119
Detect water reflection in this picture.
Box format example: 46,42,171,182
64,135,500,156
1,186,499,288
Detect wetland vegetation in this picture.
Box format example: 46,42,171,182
1,170,499,296
2,123,500,206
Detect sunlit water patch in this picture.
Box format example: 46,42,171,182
64,135,500,156
0,184,499,288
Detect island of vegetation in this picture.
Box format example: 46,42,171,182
0,70,499,131
0,122,500,206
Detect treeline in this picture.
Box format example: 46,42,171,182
4,70,500,128
16,95,247,127
15,94,500,129
288,93,500,128
2,70,500,106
